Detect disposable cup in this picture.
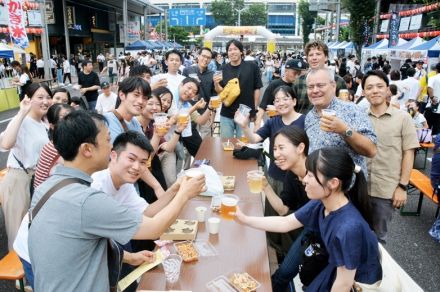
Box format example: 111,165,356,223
267,105,278,118
321,109,336,117
207,217,221,234
239,104,251,116
211,96,221,109
247,170,264,193
195,206,207,222
220,195,239,220
153,112,168,123
185,168,204,179
162,254,182,284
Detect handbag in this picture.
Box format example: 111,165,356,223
29,178,123,292
233,146,263,160
416,128,432,143
298,232,329,286
220,78,241,107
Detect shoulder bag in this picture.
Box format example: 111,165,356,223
220,66,241,107
29,178,123,292
416,128,432,143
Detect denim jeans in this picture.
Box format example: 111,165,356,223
271,229,308,292
19,257,34,288
220,115,243,138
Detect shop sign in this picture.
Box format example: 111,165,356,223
0,5,8,25
7,0,29,49
45,0,55,24
27,10,42,26
66,6,75,29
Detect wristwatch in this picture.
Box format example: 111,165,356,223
343,127,353,138
398,182,409,191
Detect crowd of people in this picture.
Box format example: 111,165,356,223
0,38,438,292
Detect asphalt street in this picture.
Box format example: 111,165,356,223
0,94,438,291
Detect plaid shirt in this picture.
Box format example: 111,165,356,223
294,73,347,114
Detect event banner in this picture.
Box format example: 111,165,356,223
6,0,29,49
389,12,399,48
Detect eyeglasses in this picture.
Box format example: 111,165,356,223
306,83,329,90
274,96,292,103
199,54,212,60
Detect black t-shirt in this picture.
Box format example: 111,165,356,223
280,171,309,211
78,71,100,102
259,78,293,110
220,60,263,118
182,65,216,102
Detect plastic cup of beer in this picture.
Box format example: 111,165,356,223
247,170,264,194
239,136,249,143
185,168,204,179
195,206,207,222
321,109,336,117
220,194,239,220
177,109,190,126
153,113,168,135
211,96,221,109
207,217,221,234
338,89,350,101
266,105,278,118
162,254,182,284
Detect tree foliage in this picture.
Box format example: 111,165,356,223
155,20,199,44
341,0,376,59
241,3,267,26
298,0,317,47
210,0,245,26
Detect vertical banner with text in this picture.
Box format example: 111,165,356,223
6,0,29,49
389,12,399,48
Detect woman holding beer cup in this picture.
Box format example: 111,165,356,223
235,148,381,292
235,85,305,196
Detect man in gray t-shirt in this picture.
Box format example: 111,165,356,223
28,111,206,292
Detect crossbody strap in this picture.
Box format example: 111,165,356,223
29,178,86,225
13,154,29,174
111,110,128,132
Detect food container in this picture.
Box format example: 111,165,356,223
160,219,198,241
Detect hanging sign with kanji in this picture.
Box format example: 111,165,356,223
7,0,29,49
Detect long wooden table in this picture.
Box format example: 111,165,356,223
137,137,272,291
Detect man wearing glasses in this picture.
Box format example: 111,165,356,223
305,68,377,175
183,47,217,138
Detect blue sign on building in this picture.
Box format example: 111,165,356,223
168,8,206,26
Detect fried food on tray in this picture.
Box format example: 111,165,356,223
175,241,199,262
229,272,258,292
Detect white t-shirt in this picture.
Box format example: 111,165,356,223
36,59,44,68
91,169,149,215
63,60,71,74
399,77,420,101
2,116,49,169
151,72,185,111
428,73,440,98
412,113,427,128
13,215,30,262
95,92,117,114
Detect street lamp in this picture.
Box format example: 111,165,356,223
235,8,246,26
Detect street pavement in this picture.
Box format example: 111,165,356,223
0,83,439,291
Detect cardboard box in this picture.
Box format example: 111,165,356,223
160,219,198,241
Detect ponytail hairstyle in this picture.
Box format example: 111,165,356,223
305,147,373,228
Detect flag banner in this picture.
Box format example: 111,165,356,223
7,0,29,49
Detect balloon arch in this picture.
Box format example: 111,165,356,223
203,26,277,53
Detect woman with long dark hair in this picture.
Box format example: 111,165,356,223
235,148,381,291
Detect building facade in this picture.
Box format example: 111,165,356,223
148,0,299,37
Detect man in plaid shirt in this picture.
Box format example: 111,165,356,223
294,41,347,113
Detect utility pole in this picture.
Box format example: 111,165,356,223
335,0,341,42
39,0,51,80
373,0,382,43
235,8,246,26
61,0,70,60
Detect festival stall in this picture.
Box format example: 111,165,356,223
0,43,25,111
409,36,440,71
389,37,426,69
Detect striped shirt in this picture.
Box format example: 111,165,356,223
33,141,59,189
